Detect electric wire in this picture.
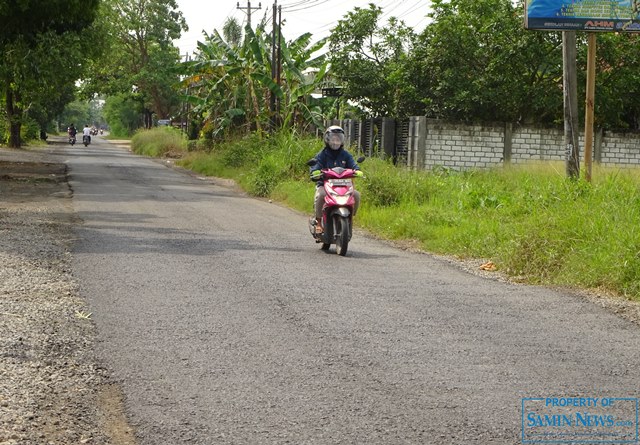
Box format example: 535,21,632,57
191,0,432,49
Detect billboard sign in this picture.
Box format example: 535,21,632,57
525,0,640,32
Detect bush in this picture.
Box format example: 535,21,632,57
131,127,188,158
20,118,40,142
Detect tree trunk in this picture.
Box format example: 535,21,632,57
5,87,22,148
143,109,153,129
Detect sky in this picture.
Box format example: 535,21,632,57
173,0,432,56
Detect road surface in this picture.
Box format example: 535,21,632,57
64,136,640,444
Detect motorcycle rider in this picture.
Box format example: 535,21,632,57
82,124,92,144
309,125,362,234
67,123,77,141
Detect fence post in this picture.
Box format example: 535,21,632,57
594,127,603,164
417,117,426,170
504,122,513,165
407,117,417,168
381,118,396,160
343,119,355,150
408,116,427,170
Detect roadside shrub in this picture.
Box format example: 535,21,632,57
131,127,187,158
360,159,406,206
20,118,40,142
248,156,283,197
221,133,264,167
246,132,319,196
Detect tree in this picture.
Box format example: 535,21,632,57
411,0,563,124
328,4,418,117
223,17,243,47
0,0,99,43
85,0,187,128
58,101,92,130
103,93,143,137
0,0,100,147
581,33,640,130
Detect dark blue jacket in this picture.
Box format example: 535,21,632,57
309,147,360,186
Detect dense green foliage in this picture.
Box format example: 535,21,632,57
413,0,563,123
83,0,187,128
58,99,106,132
8,0,640,149
582,33,640,129
327,0,640,129
0,0,101,147
182,18,329,139
0,0,99,42
328,4,418,118
103,94,143,137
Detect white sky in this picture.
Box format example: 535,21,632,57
173,0,432,56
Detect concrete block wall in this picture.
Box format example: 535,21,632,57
421,120,504,170
410,120,640,171
331,118,640,171
599,130,640,168
510,126,565,164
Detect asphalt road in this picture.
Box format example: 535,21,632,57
65,137,640,444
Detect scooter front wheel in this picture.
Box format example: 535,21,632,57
334,215,350,256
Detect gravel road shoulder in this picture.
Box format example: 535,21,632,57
0,145,136,445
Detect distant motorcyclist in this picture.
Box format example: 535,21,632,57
67,124,77,145
82,124,92,144
308,125,361,234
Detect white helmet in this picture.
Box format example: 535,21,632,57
324,125,345,150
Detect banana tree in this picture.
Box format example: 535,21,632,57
277,32,328,129
183,22,330,138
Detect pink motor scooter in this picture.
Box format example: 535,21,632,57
307,157,364,256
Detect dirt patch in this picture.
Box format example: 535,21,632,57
97,385,137,445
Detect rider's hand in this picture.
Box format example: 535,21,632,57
354,170,364,178
310,170,322,180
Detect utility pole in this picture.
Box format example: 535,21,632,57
562,31,580,179
182,52,191,136
270,0,277,130
269,2,282,130
276,5,282,124
584,33,597,183
237,1,261,28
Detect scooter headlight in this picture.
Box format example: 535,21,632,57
333,195,350,206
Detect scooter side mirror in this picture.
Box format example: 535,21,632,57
356,156,365,163
306,158,318,166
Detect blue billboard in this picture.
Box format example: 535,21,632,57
525,0,640,31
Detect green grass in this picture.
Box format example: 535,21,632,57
131,127,188,158
143,130,640,300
